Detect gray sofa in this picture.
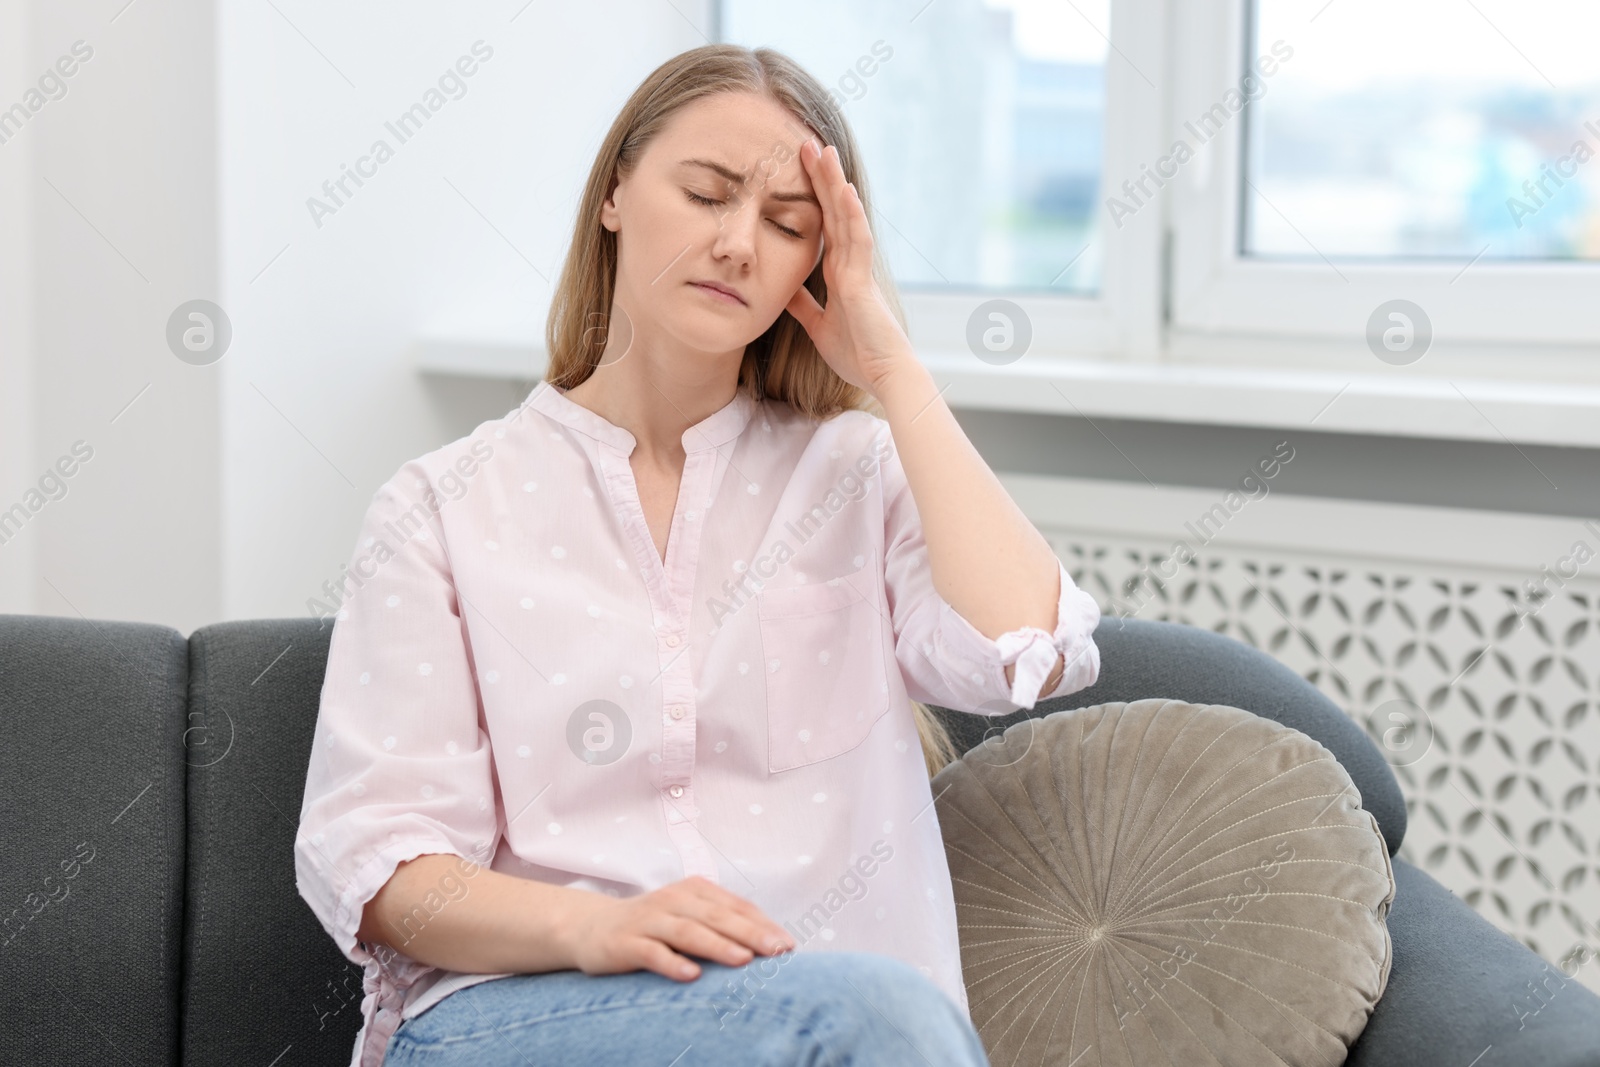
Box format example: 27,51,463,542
4,611,1598,1066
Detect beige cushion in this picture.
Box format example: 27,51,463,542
934,698,1395,1067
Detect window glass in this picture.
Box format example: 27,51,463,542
720,0,1111,292
1244,0,1600,261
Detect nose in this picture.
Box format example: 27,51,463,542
708,192,758,271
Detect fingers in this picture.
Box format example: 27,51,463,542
678,877,794,956
800,140,871,275
822,148,865,251
583,879,797,984
841,180,869,252
801,139,845,255
786,282,824,335
644,912,756,973
632,936,705,981
708,901,795,958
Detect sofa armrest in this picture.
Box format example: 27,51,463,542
1346,857,1600,1067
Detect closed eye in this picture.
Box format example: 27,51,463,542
684,189,805,240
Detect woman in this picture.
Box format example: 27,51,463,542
295,42,1102,1067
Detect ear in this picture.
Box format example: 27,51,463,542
599,177,623,233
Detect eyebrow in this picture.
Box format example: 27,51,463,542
678,158,819,206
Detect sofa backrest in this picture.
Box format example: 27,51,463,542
0,614,189,1067
181,617,356,1065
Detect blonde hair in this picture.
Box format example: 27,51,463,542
544,43,960,779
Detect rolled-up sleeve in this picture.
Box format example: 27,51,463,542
879,433,1101,714
294,461,501,975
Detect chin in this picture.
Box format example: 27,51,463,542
666,303,771,354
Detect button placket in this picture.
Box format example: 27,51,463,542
654,448,723,881
658,638,698,824
657,665,713,873
538,385,749,885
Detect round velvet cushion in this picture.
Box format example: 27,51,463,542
933,698,1395,1067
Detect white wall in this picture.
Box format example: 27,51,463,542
3,0,221,633
0,0,35,612
217,0,708,625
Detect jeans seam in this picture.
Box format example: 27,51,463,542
390,992,829,1051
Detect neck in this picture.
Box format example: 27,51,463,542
563,312,745,460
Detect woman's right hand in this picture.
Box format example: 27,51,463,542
560,875,796,981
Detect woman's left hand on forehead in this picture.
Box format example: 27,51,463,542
785,139,917,398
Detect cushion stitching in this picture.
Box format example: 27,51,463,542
1130,794,1360,914
942,809,1087,924
1123,714,1259,877
1103,937,1228,1066
1171,952,1346,1046
1119,931,1382,998
1129,752,1334,902
1145,965,1300,1067
955,924,1119,1010
1102,702,1172,910
966,933,1095,1018
1133,855,1391,917
1130,789,1362,913
1133,727,1307,882
984,943,1084,1055
945,764,1088,921
1111,916,1373,952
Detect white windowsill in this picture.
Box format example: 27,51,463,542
919,353,1600,450
415,339,549,381
414,339,1600,450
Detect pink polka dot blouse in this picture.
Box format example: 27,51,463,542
294,379,1102,1066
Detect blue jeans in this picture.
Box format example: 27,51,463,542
383,950,992,1066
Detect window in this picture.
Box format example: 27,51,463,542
719,0,1165,360
1171,0,1600,353
1244,0,1600,262
719,0,1600,368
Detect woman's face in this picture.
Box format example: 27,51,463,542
600,91,826,357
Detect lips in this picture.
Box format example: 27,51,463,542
688,280,747,306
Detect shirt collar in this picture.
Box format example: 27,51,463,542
528,379,757,455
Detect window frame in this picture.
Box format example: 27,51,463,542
715,0,1169,362
1167,0,1600,354
899,0,1168,361
715,0,1600,384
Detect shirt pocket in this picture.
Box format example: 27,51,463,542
756,564,889,774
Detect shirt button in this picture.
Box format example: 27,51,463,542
664,633,681,648
668,785,684,798
669,706,686,720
